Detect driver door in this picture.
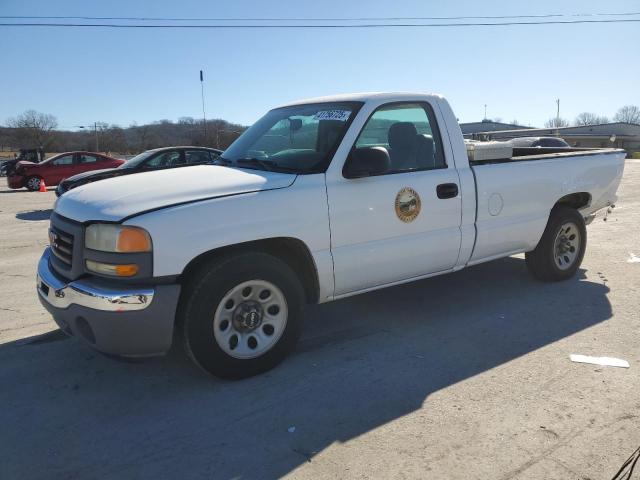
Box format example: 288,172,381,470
326,101,462,296
47,154,75,184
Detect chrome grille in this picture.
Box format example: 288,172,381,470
49,227,74,266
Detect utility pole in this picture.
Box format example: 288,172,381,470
200,70,207,144
76,124,99,152
484,104,487,120
556,99,560,123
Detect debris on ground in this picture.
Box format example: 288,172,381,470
627,252,640,263
570,354,630,368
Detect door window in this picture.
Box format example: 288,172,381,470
144,151,183,168
185,150,212,164
354,103,445,173
77,154,98,164
51,155,74,166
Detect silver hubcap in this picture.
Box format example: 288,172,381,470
554,222,581,270
213,280,288,359
27,178,40,190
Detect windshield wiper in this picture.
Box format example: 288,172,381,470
236,158,276,170
235,158,299,173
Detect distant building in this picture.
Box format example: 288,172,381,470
459,120,531,135
463,121,640,157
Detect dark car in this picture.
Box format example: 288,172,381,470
55,146,222,196
509,137,571,148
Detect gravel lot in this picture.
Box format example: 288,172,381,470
1,162,639,479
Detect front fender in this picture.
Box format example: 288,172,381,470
125,174,335,301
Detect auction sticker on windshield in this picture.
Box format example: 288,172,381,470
313,110,351,121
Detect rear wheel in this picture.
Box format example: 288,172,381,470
180,252,305,379
26,176,42,191
525,206,586,281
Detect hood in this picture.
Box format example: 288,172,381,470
54,165,296,222
16,160,37,167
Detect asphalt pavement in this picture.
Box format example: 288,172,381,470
1,161,639,479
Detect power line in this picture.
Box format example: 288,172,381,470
2,19,640,29
1,12,640,21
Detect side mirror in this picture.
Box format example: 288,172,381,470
343,147,390,179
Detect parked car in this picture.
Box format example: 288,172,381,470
1,148,45,177
37,92,625,379
509,137,571,148
8,152,124,191
55,146,222,196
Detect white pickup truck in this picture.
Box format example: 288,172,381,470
37,92,625,378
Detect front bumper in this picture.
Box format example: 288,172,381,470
7,174,25,189
37,248,181,357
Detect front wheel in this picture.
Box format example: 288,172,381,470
180,252,305,379
26,176,42,191
525,206,586,281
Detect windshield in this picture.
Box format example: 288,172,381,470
120,150,156,169
218,101,362,173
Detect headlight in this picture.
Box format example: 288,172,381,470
85,224,152,253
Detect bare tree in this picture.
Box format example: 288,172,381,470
574,112,610,126
99,125,128,153
7,110,58,148
613,105,640,124
544,117,570,128
2,113,246,154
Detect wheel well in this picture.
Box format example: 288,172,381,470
554,192,591,211
179,237,320,304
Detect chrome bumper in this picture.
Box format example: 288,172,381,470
37,248,154,312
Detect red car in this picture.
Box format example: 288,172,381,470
7,152,124,191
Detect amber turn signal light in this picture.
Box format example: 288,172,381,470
86,260,139,277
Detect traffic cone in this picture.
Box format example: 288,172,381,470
39,178,46,192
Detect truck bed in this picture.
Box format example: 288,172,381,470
469,147,626,166
466,147,626,266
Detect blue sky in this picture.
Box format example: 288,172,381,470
2,0,639,129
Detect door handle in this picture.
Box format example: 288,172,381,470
436,183,458,199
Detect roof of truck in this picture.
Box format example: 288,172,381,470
277,92,444,108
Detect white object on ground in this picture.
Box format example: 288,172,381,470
628,252,640,263
288,426,296,433
570,354,630,368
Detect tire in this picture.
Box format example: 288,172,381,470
26,176,42,191
525,205,586,281
180,252,305,379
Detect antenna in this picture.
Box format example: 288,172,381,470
200,70,207,143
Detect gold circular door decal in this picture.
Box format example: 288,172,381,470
395,187,421,223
